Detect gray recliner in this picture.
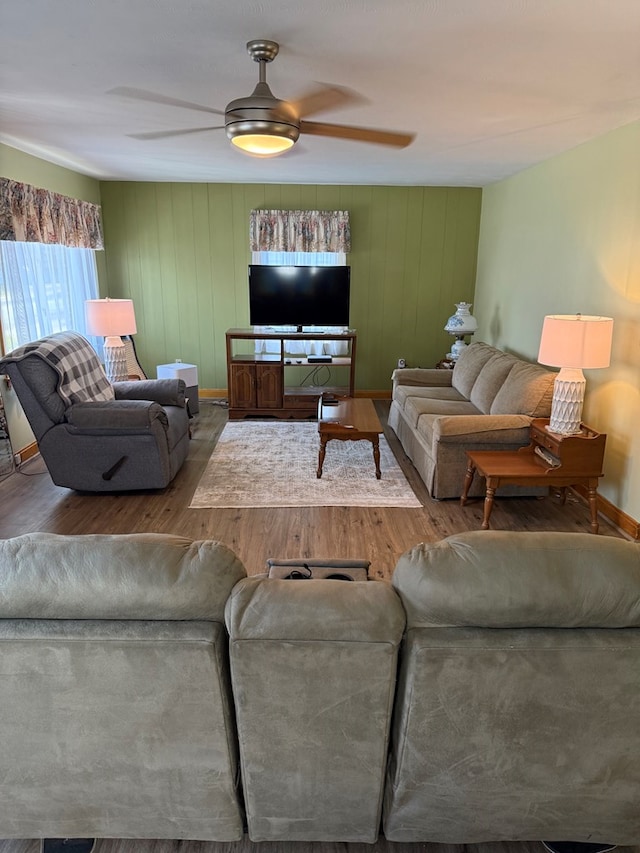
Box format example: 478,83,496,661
0,331,190,492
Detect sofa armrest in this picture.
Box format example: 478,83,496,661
432,413,533,443
113,378,186,407
66,399,168,431
392,368,453,389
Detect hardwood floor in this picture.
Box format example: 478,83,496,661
0,400,626,579
4,839,635,853
0,403,635,852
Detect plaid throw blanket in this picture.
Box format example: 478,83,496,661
0,331,114,407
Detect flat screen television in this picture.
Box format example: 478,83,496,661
248,265,350,331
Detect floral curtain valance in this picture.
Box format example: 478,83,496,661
0,177,104,250
249,209,351,254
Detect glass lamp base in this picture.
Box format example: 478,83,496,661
446,335,472,362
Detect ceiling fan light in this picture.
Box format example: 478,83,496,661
230,133,295,156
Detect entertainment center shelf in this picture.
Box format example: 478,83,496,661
226,328,357,419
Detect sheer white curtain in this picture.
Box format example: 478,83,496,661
252,251,346,266
250,251,348,355
0,241,102,354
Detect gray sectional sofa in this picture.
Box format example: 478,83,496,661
1,530,639,845
388,341,557,498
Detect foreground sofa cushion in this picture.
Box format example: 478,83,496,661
384,531,640,844
226,576,406,842
0,533,247,841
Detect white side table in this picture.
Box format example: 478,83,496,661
156,362,199,413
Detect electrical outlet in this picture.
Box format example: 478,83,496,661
13,452,21,466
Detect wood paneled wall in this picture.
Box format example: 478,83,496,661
99,182,482,391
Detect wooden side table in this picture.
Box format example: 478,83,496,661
460,419,606,533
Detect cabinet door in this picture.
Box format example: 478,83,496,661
229,363,256,409
256,364,283,408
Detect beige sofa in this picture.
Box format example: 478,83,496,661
1,530,639,846
388,341,556,498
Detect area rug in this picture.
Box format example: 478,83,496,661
190,421,422,508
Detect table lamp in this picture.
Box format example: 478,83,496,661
85,298,137,383
537,314,613,435
444,302,478,361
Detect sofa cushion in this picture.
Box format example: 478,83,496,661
0,532,247,620
469,352,518,414
405,397,479,429
392,531,640,628
395,383,467,411
226,576,405,843
415,412,530,451
490,360,555,416
451,342,499,397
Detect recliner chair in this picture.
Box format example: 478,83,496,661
0,331,190,492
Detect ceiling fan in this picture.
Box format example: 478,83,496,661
110,39,415,157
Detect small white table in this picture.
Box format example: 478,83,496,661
156,362,199,413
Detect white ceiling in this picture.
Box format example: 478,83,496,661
2,0,640,187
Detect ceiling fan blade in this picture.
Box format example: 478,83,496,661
108,86,225,116
129,125,224,140
300,120,415,148
290,84,368,119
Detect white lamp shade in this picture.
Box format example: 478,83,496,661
538,315,613,369
444,302,478,334
85,298,137,337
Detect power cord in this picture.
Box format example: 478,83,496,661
299,365,333,387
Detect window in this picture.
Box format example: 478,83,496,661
251,251,347,267
0,241,102,354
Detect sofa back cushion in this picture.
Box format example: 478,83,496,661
0,532,247,620
392,530,640,628
451,342,498,398
490,360,555,416
0,532,248,841
468,351,518,414
384,530,640,844
226,576,405,843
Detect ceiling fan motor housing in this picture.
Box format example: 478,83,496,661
225,83,300,146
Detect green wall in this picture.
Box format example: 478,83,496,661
99,183,482,392
0,143,102,204
474,119,640,523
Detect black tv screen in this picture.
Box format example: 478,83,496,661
248,265,350,329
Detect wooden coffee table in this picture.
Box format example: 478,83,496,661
317,396,383,479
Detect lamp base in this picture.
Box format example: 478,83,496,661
102,336,127,383
446,335,473,362
548,367,586,435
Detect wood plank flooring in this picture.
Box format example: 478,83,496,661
0,400,626,580
0,402,635,852
6,838,637,853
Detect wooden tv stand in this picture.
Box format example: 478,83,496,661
226,328,357,419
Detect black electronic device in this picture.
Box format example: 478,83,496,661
248,265,350,331
308,355,332,363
